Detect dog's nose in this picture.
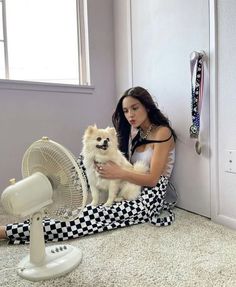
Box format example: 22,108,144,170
103,139,108,145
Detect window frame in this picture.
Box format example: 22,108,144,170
0,0,91,90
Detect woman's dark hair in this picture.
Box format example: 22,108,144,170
112,86,177,158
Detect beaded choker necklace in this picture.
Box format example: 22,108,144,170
139,124,154,140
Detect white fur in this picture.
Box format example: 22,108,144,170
82,125,148,206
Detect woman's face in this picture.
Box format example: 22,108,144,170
122,96,149,128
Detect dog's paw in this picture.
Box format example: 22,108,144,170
114,196,123,202
103,201,113,207
90,200,99,206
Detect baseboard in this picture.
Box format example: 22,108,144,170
211,214,236,231
176,206,210,220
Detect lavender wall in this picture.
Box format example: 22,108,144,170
0,0,116,193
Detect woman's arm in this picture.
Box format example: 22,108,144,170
98,127,174,187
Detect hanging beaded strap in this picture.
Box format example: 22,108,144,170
189,51,205,154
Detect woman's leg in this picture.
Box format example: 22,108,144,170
4,176,170,244
146,176,175,226
5,196,148,244
41,199,149,243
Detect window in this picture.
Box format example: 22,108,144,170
0,0,90,86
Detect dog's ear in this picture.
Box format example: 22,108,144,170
85,124,97,135
106,127,116,137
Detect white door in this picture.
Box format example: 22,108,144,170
130,0,210,217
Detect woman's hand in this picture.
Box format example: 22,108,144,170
95,161,125,180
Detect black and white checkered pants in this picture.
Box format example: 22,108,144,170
6,175,175,244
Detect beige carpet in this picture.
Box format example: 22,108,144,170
1,208,236,287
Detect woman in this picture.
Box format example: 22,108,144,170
0,86,177,244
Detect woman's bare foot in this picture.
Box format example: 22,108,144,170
0,226,7,240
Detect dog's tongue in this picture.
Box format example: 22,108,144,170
96,144,108,150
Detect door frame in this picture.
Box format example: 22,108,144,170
209,0,236,229
209,0,219,223
114,0,223,224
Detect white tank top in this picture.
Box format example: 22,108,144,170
130,147,175,178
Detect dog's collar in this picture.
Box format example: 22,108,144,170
94,160,102,165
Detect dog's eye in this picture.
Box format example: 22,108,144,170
106,138,110,142
96,137,102,141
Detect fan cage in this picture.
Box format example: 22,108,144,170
21,138,88,221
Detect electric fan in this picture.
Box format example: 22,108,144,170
1,137,88,281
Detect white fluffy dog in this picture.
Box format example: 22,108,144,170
82,125,147,206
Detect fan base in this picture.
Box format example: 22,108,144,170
17,244,82,281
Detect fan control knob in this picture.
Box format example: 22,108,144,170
42,136,49,141
9,178,16,185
